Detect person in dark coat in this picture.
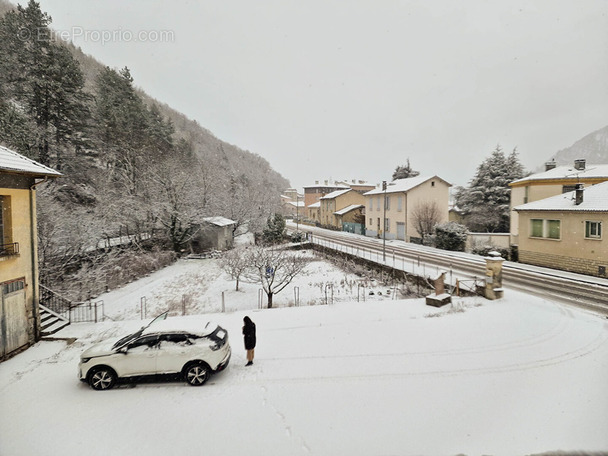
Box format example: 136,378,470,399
242,316,256,366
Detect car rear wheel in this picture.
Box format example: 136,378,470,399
184,362,210,386
88,367,117,391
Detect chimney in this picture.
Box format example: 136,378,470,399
575,183,584,205
545,160,557,171
574,159,586,171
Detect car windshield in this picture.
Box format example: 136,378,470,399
112,328,144,349
112,312,169,349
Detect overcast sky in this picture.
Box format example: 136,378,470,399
34,0,608,190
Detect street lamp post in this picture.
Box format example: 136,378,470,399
382,180,387,262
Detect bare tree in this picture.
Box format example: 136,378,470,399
220,247,250,291
144,158,206,251
243,246,309,308
412,201,441,239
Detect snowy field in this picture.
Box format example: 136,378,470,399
1,256,608,456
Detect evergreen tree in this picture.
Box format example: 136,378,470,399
455,145,526,232
147,103,174,155
0,0,88,164
392,158,420,180
94,66,151,194
262,213,286,244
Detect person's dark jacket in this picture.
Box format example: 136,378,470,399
242,317,256,350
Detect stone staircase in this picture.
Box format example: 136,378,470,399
39,304,70,337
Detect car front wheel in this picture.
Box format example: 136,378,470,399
184,362,210,386
88,366,117,390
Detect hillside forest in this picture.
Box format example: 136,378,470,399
0,1,289,300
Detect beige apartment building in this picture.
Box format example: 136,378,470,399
364,175,451,241
514,181,607,277
509,159,608,245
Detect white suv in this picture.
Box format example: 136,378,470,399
79,313,231,390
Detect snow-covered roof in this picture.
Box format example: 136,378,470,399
514,181,608,212
308,202,321,208
334,204,364,215
510,163,608,185
364,175,451,196
320,189,352,200
0,145,62,177
202,216,236,227
286,201,305,207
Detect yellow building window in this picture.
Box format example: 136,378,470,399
0,195,17,256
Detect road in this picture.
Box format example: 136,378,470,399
289,223,608,315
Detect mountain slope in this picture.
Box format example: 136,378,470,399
547,124,608,166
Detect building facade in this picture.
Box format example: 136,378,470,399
0,146,61,360
509,159,608,245
364,176,451,242
514,181,607,277
319,189,366,228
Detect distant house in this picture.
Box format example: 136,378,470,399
303,180,350,208
364,176,451,242
306,201,320,223
303,179,375,208
509,159,608,245
190,217,236,252
0,145,61,360
319,188,366,229
281,197,305,219
280,188,304,218
334,204,365,234
514,181,607,278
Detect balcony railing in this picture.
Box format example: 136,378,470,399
0,242,19,257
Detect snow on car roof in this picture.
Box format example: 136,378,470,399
141,318,217,337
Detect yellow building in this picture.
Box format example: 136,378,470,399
509,159,608,245
319,189,366,229
364,176,451,242
514,181,607,277
0,146,61,360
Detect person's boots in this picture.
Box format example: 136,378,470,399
246,361,253,366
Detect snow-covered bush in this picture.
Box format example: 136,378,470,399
471,244,509,259
434,222,468,252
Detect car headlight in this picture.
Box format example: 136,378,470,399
210,344,220,351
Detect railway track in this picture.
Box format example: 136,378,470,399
290,224,608,315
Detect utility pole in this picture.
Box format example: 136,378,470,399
382,180,387,262
296,194,299,232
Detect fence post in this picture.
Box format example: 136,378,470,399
294,286,300,306
182,295,186,316
221,292,225,312
140,296,147,320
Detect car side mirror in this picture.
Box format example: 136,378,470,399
119,347,129,354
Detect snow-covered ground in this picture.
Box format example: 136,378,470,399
1,256,607,456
